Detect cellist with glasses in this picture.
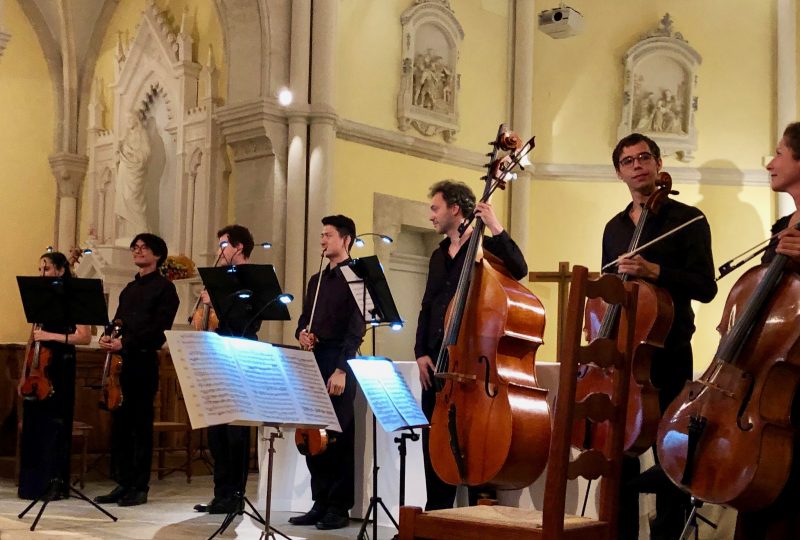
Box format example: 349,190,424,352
605,133,716,540
17,251,91,501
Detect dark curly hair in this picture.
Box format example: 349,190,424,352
428,180,476,217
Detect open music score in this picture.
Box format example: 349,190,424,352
348,356,428,433
165,331,341,432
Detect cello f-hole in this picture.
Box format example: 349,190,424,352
478,355,498,397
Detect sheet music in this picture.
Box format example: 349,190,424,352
340,265,375,320
166,331,341,431
348,356,429,432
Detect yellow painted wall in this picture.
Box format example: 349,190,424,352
336,0,511,151
0,0,57,342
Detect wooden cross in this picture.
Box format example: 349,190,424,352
528,261,599,361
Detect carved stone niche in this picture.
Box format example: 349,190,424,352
397,0,464,143
617,14,701,162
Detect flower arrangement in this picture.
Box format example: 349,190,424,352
160,254,196,281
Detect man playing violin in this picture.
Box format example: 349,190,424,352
291,214,365,530
415,179,528,510
733,122,800,539
607,134,717,540
94,233,179,507
193,224,260,515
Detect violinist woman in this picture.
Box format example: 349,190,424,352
606,134,717,540
733,122,800,540
17,251,91,500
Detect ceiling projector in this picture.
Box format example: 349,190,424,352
538,6,584,39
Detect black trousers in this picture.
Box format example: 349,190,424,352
208,424,251,499
619,344,693,540
18,347,76,499
305,344,356,514
420,375,494,510
110,351,159,491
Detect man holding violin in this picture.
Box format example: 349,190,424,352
94,233,179,507
606,133,716,540
415,179,528,510
193,224,260,515
291,214,365,530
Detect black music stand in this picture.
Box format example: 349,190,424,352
196,266,290,539
15,276,117,531
342,256,412,540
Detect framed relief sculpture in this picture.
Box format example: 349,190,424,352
397,0,464,142
618,14,701,162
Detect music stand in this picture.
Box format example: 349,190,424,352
341,256,412,540
164,333,341,540
196,266,291,538
15,276,117,531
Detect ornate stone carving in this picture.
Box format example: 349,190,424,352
397,0,463,142
618,14,701,162
0,0,9,59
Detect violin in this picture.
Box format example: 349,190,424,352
18,325,54,401
190,295,219,331
573,172,675,456
295,250,331,455
99,319,124,411
657,222,800,511
429,125,551,489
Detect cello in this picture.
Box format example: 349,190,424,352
573,173,675,456
657,222,800,511
98,319,124,411
429,125,551,489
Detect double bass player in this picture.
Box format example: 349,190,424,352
415,179,528,510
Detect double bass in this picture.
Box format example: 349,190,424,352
429,125,551,489
657,222,800,511
573,173,675,456
99,320,124,411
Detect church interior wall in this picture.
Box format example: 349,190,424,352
0,0,56,343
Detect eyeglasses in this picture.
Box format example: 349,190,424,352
619,152,654,168
130,244,151,253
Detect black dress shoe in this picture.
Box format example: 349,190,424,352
118,490,148,507
93,485,128,504
316,511,349,530
288,507,326,526
208,497,243,514
193,498,217,512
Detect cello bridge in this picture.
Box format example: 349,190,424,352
435,372,477,384
699,379,736,399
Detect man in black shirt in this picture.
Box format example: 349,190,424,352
606,133,716,540
290,214,365,530
94,233,180,507
414,180,528,510
193,224,260,514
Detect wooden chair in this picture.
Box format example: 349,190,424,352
71,421,93,488
152,366,193,482
399,266,638,540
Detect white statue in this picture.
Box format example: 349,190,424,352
114,113,150,243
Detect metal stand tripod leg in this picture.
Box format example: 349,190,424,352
357,413,399,540
18,478,118,532
678,497,718,540
257,428,291,540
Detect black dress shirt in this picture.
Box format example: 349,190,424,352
602,198,717,349
113,270,180,352
414,230,528,360
296,259,366,371
762,214,792,264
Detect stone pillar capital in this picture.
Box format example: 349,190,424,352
49,152,89,198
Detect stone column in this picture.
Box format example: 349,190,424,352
777,0,797,217
284,0,311,343
307,0,338,274
49,152,89,250
509,0,535,253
